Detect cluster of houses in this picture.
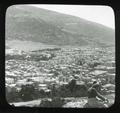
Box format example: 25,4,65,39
5,46,115,102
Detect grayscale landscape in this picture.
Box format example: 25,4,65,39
5,5,115,108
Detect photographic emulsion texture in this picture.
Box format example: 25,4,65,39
5,5,115,108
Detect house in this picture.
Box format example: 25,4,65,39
105,73,115,84
16,79,28,86
6,84,16,93
94,65,107,70
6,78,14,84
102,83,115,91
106,67,115,73
90,70,107,76
105,61,115,67
30,77,44,83
38,84,48,90
44,78,56,83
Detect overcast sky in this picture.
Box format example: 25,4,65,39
31,5,115,29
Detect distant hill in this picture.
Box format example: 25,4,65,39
6,5,115,50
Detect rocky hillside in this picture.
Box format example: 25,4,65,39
6,5,115,50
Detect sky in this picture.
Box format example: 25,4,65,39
31,4,115,29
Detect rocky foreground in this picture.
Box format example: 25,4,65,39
10,94,114,108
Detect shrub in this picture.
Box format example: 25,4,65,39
6,90,20,103
40,99,52,107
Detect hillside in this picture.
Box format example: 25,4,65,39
6,5,115,50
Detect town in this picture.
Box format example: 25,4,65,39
5,46,115,107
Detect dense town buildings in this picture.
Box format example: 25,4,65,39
5,46,115,106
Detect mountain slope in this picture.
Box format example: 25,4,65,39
6,5,115,48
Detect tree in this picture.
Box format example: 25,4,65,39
19,84,36,101
68,79,76,93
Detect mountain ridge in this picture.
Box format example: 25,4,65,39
6,5,115,50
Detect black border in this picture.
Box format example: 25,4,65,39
0,0,120,113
